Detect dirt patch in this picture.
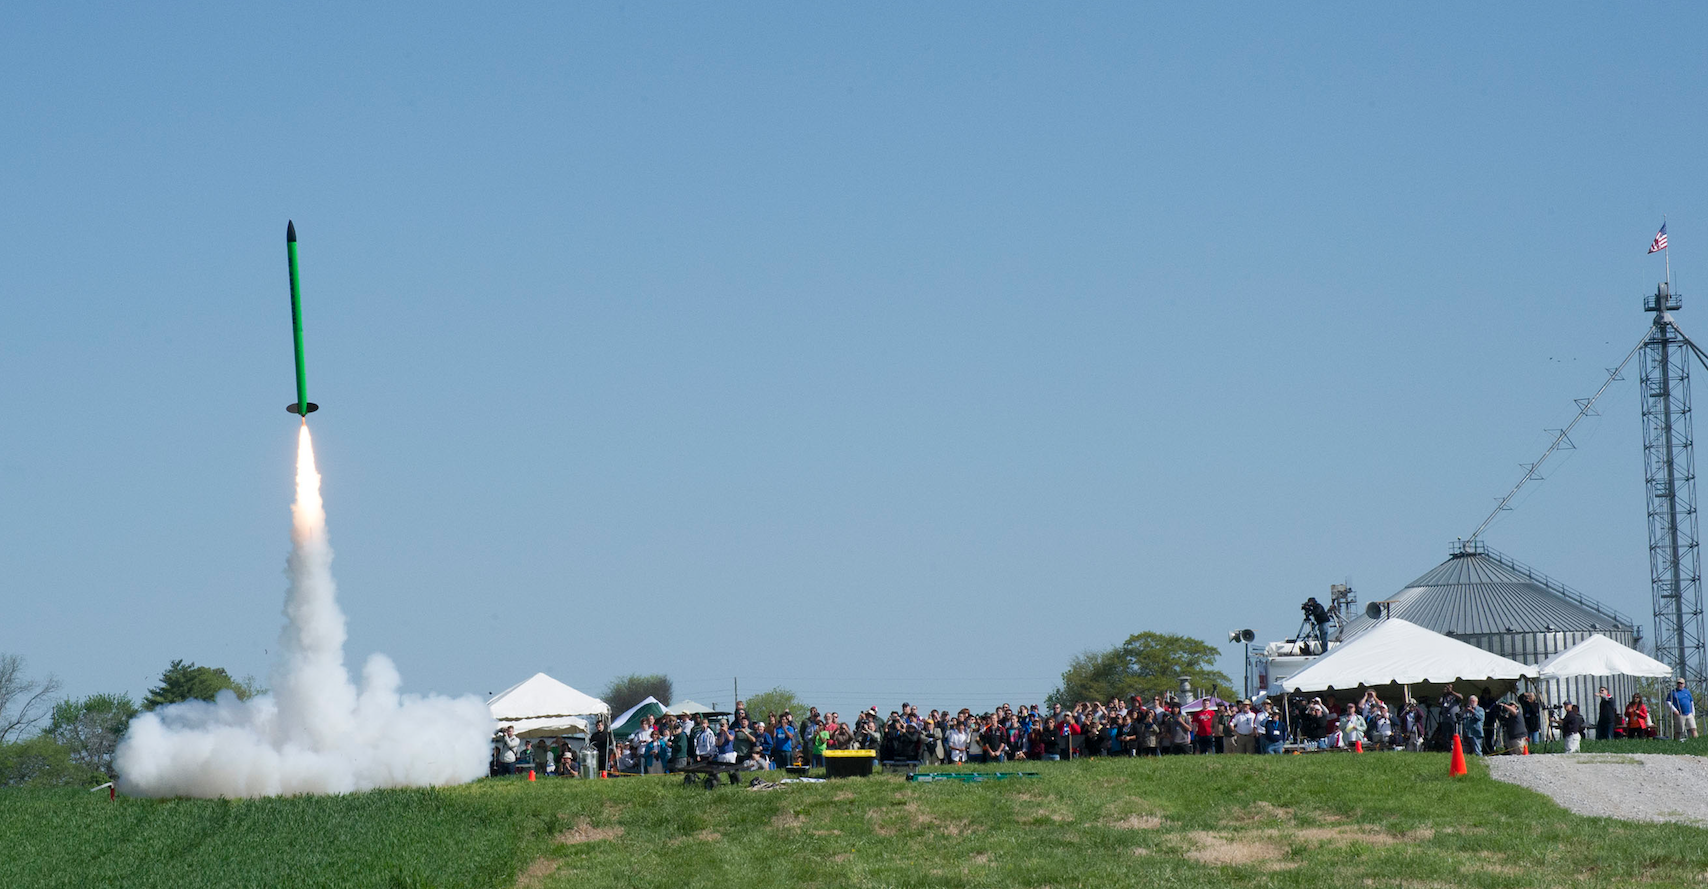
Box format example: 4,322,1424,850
1131,847,1151,856
1113,814,1162,830
969,852,991,865
514,857,561,889
1186,831,1292,869
556,819,623,845
1186,822,1425,868
832,791,855,801
771,810,806,831
811,829,842,836
1293,825,1403,846
1225,800,1294,824
867,801,977,837
694,829,722,842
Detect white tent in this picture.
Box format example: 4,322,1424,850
1282,618,1538,693
668,699,724,716
487,673,610,739
1538,634,1674,680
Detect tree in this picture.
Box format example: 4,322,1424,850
49,693,138,778
1047,632,1232,706
0,734,103,788
142,660,256,710
743,686,809,722
0,654,60,744
601,673,672,718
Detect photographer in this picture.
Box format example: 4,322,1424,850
1558,702,1586,753
1519,692,1543,746
1459,696,1484,756
1498,700,1527,754
494,725,521,776
588,719,613,774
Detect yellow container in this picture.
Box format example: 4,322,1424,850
823,749,876,778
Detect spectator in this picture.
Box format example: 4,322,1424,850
1625,694,1652,739
1498,700,1527,754
1368,703,1392,749
1230,701,1258,754
691,717,716,763
1168,706,1191,755
772,713,797,768
1666,679,1698,740
811,720,830,768
1402,699,1425,752
714,719,736,763
1300,700,1330,750
494,725,521,776
668,721,690,772
632,716,655,775
1338,704,1366,749
947,719,970,764
1214,703,1234,754
589,719,613,774
1460,696,1484,756
1596,687,1618,741
1519,692,1542,747
1190,705,1215,755
1559,702,1586,753
1260,701,1286,754
981,716,1009,763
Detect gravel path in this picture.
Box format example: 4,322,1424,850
1487,753,1708,826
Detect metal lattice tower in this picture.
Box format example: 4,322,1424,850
1640,281,1708,688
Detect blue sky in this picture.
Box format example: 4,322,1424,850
4,5,1705,715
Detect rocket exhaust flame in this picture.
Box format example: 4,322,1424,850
114,426,491,798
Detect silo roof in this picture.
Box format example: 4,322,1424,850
1342,550,1634,639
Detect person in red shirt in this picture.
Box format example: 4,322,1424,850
1191,706,1215,754
1625,694,1652,738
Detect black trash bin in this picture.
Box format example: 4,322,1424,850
823,749,876,778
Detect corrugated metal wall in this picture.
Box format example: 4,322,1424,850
1456,629,1655,736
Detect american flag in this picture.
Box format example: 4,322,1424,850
1650,223,1668,254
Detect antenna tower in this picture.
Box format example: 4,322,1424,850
1641,281,1708,688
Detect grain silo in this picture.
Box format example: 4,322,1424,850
1339,540,1643,716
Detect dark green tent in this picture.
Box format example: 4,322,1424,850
611,696,667,738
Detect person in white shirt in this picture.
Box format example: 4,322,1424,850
1230,700,1260,754
946,721,970,763
631,716,656,774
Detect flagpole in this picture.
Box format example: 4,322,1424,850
1666,215,1672,291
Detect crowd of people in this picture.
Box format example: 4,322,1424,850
490,678,1700,777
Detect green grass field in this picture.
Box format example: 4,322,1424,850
5,754,1708,888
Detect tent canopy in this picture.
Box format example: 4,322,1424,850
1282,618,1538,693
488,673,609,738
668,699,726,716
611,696,666,738
1538,634,1674,680
1181,696,1229,713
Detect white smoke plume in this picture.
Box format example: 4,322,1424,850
116,425,492,797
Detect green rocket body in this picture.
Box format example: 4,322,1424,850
285,221,318,416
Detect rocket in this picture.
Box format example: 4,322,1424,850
285,221,318,417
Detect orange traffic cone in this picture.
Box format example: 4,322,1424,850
1449,734,1468,776
1521,740,1529,755
528,769,536,781
1353,739,1363,754
600,770,607,779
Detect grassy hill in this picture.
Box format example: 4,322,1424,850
4,754,1707,888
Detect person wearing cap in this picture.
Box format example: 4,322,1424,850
1230,700,1259,754
1666,679,1698,740
1559,702,1586,753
